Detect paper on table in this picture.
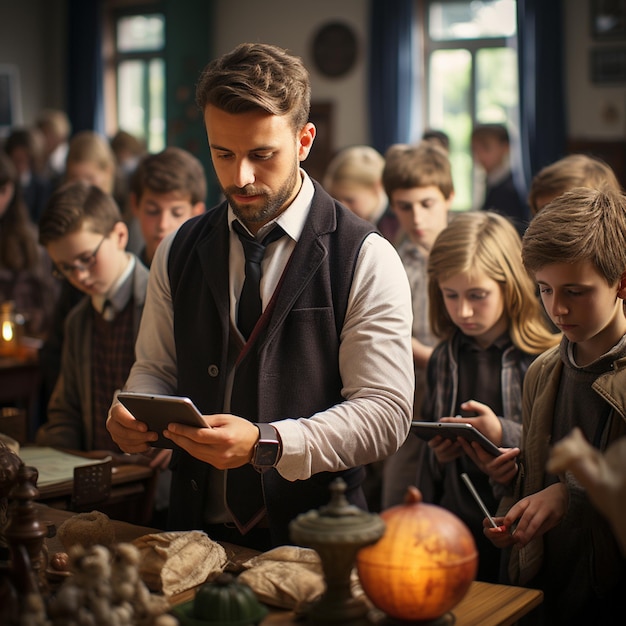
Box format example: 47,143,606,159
18,447,109,487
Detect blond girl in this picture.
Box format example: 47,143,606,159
415,211,559,583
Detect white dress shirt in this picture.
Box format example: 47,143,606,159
123,171,414,482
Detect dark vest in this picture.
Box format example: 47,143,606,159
166,181,376,545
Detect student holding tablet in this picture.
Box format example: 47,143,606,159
414,211,559,583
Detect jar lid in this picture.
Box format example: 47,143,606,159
289,478,385,546
172,573,268,626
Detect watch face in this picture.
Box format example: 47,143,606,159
254,442,280,467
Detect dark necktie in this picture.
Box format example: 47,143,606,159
232,220,285,339
226,220,285,535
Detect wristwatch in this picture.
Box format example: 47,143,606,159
251,423,282,470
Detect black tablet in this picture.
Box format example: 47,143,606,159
410,421,502,457
117,392,207,449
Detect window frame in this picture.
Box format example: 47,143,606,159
418,0,519,211
102,1,166,150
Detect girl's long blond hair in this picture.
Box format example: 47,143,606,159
427,211,559,354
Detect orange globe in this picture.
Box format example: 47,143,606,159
356,488,478,622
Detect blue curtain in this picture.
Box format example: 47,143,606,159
368,0,416,154
66,0,104,134
517,0,566,186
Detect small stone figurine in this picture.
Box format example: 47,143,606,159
47,543,177,626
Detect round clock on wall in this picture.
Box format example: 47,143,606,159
311,22,358,78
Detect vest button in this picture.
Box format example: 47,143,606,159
207,364,219,377
191,479,199,491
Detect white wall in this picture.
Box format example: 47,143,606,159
0,0,66,128
566,0,626,138
3,0,626,145
213,0,370,152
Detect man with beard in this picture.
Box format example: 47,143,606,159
106,42,414,550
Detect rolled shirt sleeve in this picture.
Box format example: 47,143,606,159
121,231,415,482
274,233,414,481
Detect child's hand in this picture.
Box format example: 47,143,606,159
483,516,515,548
441,399,502,444
429,434,463,463
458,439,519,484
501,483,569,547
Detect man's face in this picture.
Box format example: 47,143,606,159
204,105,315,233
390,185,452,252
132,189,204,264
535,260,626,364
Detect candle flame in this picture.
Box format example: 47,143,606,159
2,320,14,342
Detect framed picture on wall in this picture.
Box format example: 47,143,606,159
592,0,626,40
591,47,626,82
0,65,22,137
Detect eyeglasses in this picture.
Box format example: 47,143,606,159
52,235,107,279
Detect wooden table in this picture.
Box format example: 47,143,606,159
39,506,543,626
24,448,158,527
0,348,41,441
37,462,156,525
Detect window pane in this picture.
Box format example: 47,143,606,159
148,59,165,153
429,0,516,40
476,47,518,122
117,60,146,140
429,49,472,210
117,14,165,52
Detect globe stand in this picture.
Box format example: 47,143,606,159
289,478,386,626
374,611,455,625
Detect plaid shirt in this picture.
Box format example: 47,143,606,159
423,329,534,447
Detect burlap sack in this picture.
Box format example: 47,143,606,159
237,546,324,610
132,530,227,597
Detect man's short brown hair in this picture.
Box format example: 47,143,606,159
195,42,311,130
130,147,207,205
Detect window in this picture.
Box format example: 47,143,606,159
421,0,519,210
104,7,166,153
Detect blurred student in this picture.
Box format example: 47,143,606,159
3,127,50,223
422,128,450,153
65,130,118,198
471,123,530,236
416,211,558,582
35,182,149,452
380,141,455,509
528,153,621,216
0,152,58,337
322,145,399,242
130,147,206,267
35,108,71,183
110,130,146,180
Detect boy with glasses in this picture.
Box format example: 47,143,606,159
35,181,149,452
